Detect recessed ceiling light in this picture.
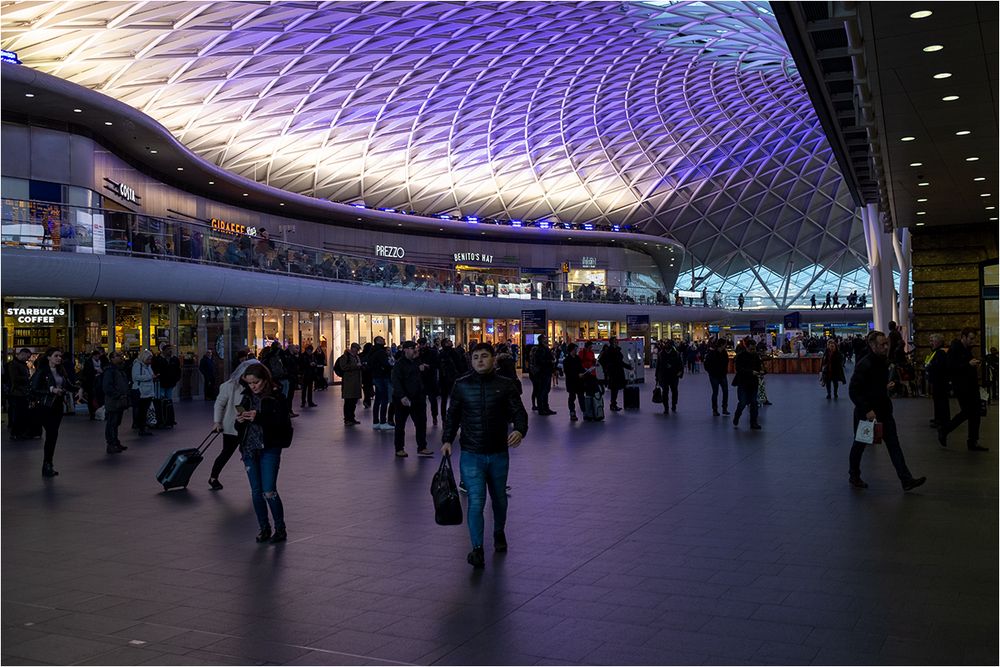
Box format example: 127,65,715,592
916,211,926,215
900,136,916,142
916,222,926,226
942,95,959,101
918,182,930,186
149,149,157,154
909,162,923,167
242,193,249,197
176,167,183,171
991,217,999,221
955,130,971,136
980,193,991,197
974,177,986,181
909,10,933,18
932,72,952,79
279,203,285,206
24,93,34,98
208,181,215,185
917,198,928,202
986,206,996,210
923,44,944,52
104,121,113,125
966,157,980,161
73,108,82,113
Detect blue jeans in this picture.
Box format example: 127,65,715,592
242,448,285,530
157,385,174,400
373,377,390,424
460,450,510,549
734,385,758,425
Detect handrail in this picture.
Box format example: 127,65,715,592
0,198,870,311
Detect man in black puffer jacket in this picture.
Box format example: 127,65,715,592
848,331,926,492
442,343,529,569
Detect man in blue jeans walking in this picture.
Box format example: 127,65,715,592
441,343,528,569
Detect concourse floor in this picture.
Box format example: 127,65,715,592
2,371,997,666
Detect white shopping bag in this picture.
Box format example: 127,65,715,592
855,419,881,444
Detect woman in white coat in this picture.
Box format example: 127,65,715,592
208,359,256,490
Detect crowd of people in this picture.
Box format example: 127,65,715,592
3,321,996,567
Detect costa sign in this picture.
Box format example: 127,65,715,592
375,244,405,259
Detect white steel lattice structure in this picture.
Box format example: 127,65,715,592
1,0,871,306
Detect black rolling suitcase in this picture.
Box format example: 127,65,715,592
156,431,219,491
623,385,640,410
153,398,175,429
582,390,605,421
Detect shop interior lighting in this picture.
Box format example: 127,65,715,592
909,10,933,18
923,44,944,52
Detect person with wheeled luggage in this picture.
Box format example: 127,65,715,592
235,363,293,543
209,359,257,490
29,347,83,477
131,350,157,436
562,344,586,422
655,340,683,414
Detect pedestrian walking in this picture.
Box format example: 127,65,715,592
938,328,988,451
391,341,433,457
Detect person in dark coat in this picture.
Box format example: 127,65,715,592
924,334,950,429
732,338,762,430
29,348,82,477
529,335,556,415
4,348,33,439
359,342,374,408
438,338,464,417
848,331,927,490
101,351,131,454
298,344,318,409
390,341,432,457
655,340,683,414
562,343,586,421
199,349,218,401
887,321,905,366
417,338,441,426
368,337,393,429
938,328,987,451
820,339,847,399
80,347,108,420
703,340,730,416
442,343,528,569
335,343,363,425
598,337,632,412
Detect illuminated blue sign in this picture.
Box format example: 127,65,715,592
1,50,20,65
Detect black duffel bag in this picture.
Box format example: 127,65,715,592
430,454,463,526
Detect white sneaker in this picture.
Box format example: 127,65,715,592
379,423,395,431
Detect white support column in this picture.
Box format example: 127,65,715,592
892,228,912,342
861,204,895,332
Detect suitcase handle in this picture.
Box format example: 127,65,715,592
197,430,221,454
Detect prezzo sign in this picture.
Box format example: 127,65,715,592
454,252,493,263
5,306,66,324
375,245,405,259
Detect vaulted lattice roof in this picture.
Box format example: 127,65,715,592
1,1,868,301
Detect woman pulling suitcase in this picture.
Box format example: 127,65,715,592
209,359,257,490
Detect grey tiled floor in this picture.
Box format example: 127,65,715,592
2,370,997,666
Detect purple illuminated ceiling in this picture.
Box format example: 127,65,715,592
1,1,867,297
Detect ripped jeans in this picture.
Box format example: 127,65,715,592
242,448,285,530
